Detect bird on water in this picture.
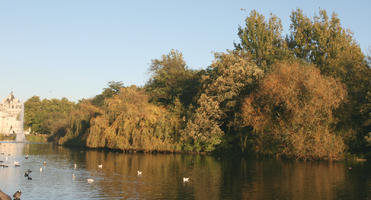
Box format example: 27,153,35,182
14,161,20,167
24,169,32,177
13,191,21,200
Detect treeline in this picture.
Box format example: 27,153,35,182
24,9,371,160
24,96,76,135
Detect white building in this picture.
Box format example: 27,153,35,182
0,92,23,135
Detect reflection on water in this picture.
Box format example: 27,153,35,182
0,142,370,200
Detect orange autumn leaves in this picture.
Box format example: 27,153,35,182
242,62,347,159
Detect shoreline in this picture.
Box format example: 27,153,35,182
1,137,368,162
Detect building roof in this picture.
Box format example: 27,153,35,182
1,92,21,105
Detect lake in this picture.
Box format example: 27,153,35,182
0,142,370,200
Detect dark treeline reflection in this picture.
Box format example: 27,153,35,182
64,147,370,200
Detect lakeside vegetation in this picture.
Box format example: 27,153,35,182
25,134,49,143
0,134,49,143
0,134,16,141
24,9,371,160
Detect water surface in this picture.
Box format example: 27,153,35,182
0,142,370,200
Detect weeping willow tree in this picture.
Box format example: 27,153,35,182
82,86,182,152
57,100,102,145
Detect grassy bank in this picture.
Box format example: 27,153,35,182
25,134,49,143
0,135,16,141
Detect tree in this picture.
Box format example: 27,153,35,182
288,9,371,154
183,51,263,152
235,10,292,71
24,96,75,135
24,96,42,133
242,62,347,160
91,81,124,107
288,9,365,78
86,86,182,151
145,49,201,107
182,94,223,152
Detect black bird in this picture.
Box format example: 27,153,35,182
25,155,29,159
13,190,21,200
24,169,32,177
27,176,32,180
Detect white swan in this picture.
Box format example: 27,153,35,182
183,177,189,182
14,161,20,167
74,163,77,169
87,178,94,183
98,164,103,169
137,170,142,176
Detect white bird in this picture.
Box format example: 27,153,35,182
98,164,102,169
14,161,20,167
87,178,94,183
137,170,142,176
74,163,77,169
40,167,43,172
72,173,75,180
183,177,189,182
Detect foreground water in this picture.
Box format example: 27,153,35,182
0,142,370,200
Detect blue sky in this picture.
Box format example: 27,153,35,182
0,0,370,102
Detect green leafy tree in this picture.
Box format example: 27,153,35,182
24,96,75,135
235,10,292,70
183,51,263,152
288,9,365,77
24,96,42,133
91,81,124,107
145,49,201,107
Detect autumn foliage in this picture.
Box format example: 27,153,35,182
242,62,346,159
23,9,371,160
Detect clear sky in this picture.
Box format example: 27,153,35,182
0,0,370,102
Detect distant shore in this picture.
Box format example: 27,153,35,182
0,134,48,143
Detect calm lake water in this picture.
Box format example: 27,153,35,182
0,142,370,200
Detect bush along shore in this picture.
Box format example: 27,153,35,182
0,135,16,141
24,9,371,160
0,134,48,143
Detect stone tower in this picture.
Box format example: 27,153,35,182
0,92,23,135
